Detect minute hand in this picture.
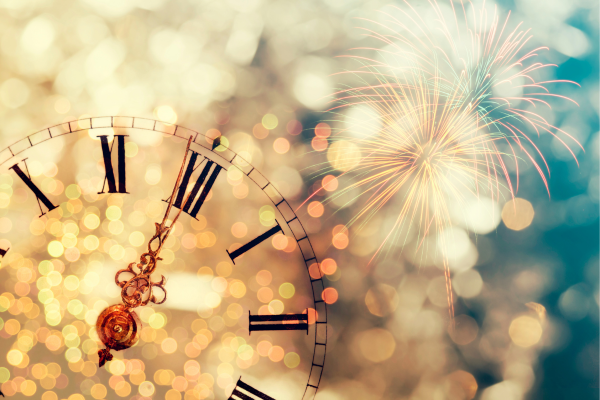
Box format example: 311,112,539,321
151,136,196,256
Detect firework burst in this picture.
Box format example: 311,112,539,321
311,0,581,319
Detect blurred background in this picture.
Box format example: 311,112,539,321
0,0,597,399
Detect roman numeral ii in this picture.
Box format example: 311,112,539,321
98,135,128,194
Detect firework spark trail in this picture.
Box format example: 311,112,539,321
311,0,581,322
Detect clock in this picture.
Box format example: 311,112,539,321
0,116,328,400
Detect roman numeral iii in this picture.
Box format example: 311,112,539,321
10,160,57,217
98,135,128,194
249,311,308,334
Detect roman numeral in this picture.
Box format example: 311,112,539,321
10,160,58,217
226,222,283,264
165,150,222,219
249,311,308,334
229,378,275,400
98,135,128,194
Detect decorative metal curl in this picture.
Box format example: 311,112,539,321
115,223,168,308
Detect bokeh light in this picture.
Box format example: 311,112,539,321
509,316,543,348
502,198,535,231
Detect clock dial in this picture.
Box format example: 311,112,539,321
0,117,328,399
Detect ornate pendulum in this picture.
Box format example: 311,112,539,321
96,223,168,367
96,137,193,367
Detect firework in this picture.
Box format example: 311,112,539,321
313,0,581,319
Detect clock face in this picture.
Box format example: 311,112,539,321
0,117,328,400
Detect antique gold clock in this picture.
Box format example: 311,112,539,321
0,117,328,400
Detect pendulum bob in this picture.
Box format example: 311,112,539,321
96,304,141,367
97,223,167,367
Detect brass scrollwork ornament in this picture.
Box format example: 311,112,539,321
116,223,168,309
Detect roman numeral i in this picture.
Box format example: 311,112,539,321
227,223,283,264
10,160,57,217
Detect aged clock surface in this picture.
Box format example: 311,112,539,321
0,117,328,400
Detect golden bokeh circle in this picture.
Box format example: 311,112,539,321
365,284,399,317
357,328,396,363
327,141,361,172
509,316,543,347
501,198,535,231
445,370,478,400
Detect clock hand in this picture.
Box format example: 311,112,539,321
149,135,194,257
